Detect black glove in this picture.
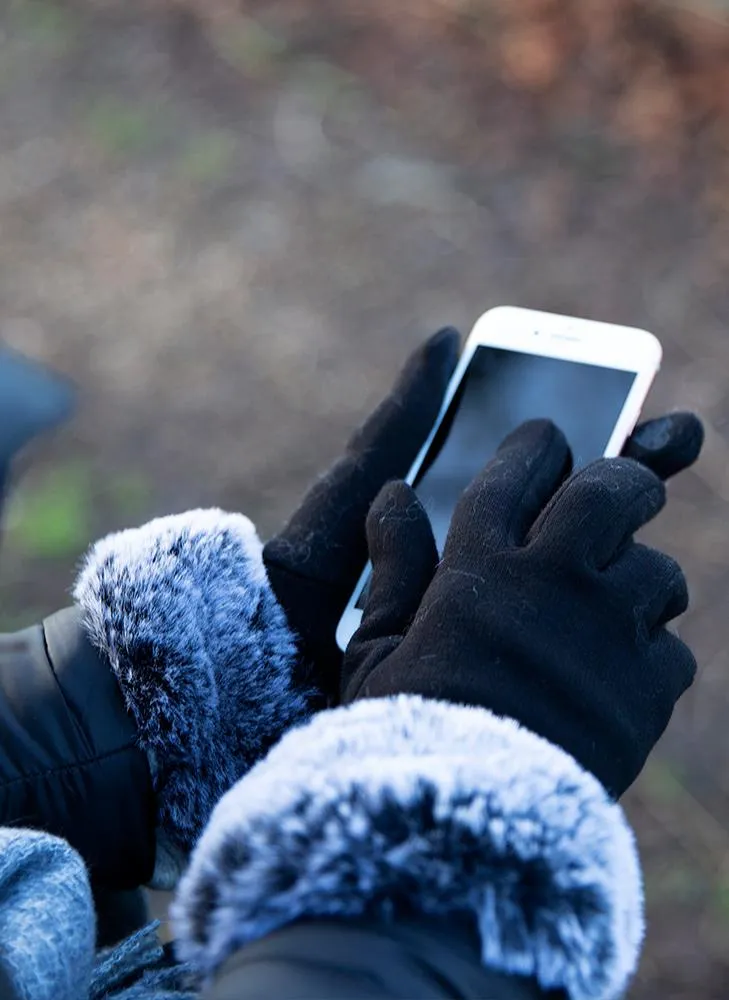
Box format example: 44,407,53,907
263,328,460,703
342,416,702,798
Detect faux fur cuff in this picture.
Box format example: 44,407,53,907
73,509,310,863
172,695,644,1000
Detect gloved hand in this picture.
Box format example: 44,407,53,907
342,416,702,797
263,328,460,703
262,333,703,707
0,330,460,892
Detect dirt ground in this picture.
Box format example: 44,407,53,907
2,1,729,995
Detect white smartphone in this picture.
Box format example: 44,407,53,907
336,306,663,651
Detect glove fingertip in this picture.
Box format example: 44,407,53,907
366,481,433,561
395,327,460,397
623,412,704,481
367,478,419,514
491,420,572,481
421,325,461,365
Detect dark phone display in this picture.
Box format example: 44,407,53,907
356,346,636,608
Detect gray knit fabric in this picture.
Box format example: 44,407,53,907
0,828,197,1000
0,828,94,1000
91,922,197,999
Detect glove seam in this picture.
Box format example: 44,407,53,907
589,482,664,569
505,424,565,547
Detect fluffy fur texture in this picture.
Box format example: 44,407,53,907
74,508,310,867
173,695,644,1000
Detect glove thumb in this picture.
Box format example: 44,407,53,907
622,412,703,481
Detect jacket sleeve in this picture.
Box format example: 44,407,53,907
173,695,644,1000
0,507,306,891
205,917,554,1000
0,607,156,888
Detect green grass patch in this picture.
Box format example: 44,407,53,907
294,58,358,102
178,132,237,184
6,462,92,560
712,875,729,925
106,471,153,520
640,759,687,805
84,98,165,158
208,17,287,78
9,0,79,56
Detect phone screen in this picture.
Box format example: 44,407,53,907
355,345,636,608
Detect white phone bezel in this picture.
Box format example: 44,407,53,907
335,306,663,651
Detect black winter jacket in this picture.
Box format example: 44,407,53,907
0,610,156,888
207,917,556,999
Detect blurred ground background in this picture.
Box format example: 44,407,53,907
1,0,729,994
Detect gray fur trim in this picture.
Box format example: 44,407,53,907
73,509,310,861
172,695,644,1000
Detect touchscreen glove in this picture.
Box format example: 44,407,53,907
342,417,701,797
263,328,460,703
263,318,701,709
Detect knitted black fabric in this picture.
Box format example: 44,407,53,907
342,417,701,798
263,328,460,702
